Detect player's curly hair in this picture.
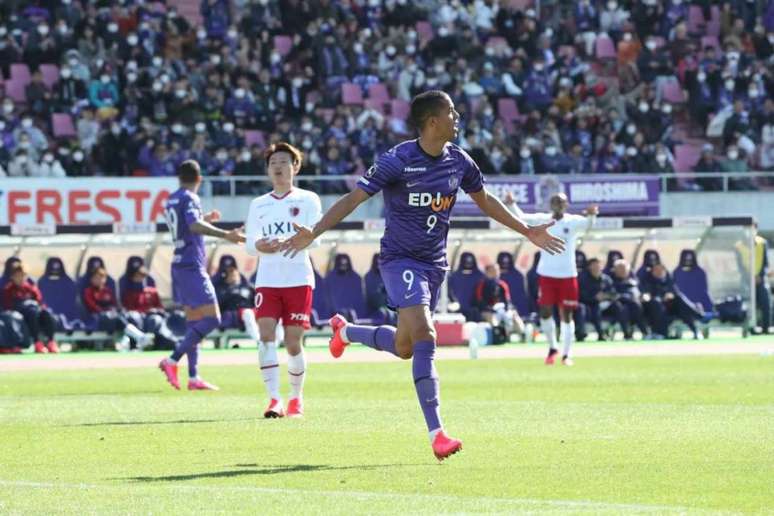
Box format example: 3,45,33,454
264,142,304,167
408,90,450,132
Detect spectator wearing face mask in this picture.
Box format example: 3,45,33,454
721,145,754,190
224,86,257,127
88,71,120,119
25,71,52,118
600,0,629,42
94,122,129,176
55,65,88,111
13,116,48,155
36,152,66,177
516,147,536,175
688,69,717,128
8,150,41,177
694,144,724,191
538,144,571,174
24,22,57,70
76,108,101,152
723,100,753,148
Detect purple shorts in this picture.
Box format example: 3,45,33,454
380,259,446,312
171,266,217,308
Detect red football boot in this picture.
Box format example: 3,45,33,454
328,314,349,358
432,431,463,461
264,398,285,418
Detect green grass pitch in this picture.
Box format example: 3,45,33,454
1,352,772,514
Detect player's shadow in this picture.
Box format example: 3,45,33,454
126,463,432,482
63,417,254,427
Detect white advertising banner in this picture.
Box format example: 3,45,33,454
0,178,178,225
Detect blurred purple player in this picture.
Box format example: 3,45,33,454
282,90,565,460
158,160,245,391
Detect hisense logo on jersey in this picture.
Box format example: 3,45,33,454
404,166,427,173
408,192,456,212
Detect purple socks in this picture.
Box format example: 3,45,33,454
412,340,442,432
345,324,398,356
170,316,219,377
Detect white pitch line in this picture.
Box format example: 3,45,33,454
0,479,699,513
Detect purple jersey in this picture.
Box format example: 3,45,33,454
164,188,206,269
357,139,484,270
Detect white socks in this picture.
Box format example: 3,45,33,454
259,341,280,400
124,323,144,340
287,351,306,400
341,324,351,343
561,321,575,358
541,317,557,351
242,309,260,341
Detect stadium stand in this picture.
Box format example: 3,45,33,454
0,0,770,187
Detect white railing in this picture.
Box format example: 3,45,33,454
199,172,774,197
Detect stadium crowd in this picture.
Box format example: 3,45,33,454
0,0,772,191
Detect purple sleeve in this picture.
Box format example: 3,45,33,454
183,195,203,226
356,151,402,196
460,151,485,194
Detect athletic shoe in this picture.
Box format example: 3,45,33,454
188,378,219,391
264,398,285,418
432,431,462,461
286,398,303,418
46,340,59,353
158,359,180,390
34,341,48,354
544,348,558,365
137,333,155,350
328,314,349,358
562,356,574,367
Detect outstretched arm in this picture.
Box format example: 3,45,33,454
190,220,245,244
280,188,371,257
469,188,565,255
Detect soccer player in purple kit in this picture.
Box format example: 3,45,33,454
158,160,245,391
282,91,565,460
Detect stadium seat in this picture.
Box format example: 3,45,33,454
364,253,394,324
575,250,587,272
486,36,508,49
701,35,720,53
312,266,332,323
211,254,248,287
5,79,26,103
244,130,266,148
448,252,485,321
38,257,85,330
39,64,59,89
674,144,701,173
603,250,624,277
673,249,714,314
390,99,410,121
595,35,617,60
325,253,367,322
636,249,661,284
273,35,293,57
52,113,77,138
526,252,540,316
662,79,686,104
77,256,117,299
497,251,529,317
118,256,157,301
367,83,390,103
415,21,433,43
10,63,31,85
341,83,363,105
687,6,706,34
497,98,522,123
364,98,387,114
